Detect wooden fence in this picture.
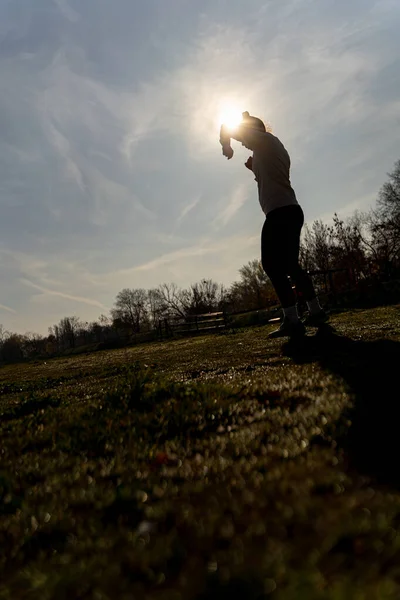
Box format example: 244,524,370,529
158,312,227,339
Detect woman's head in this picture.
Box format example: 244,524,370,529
241,111,267,132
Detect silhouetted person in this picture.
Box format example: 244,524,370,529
220,111,327,338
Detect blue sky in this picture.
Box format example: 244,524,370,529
0,0,399,334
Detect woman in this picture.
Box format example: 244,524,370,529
220,111,327,338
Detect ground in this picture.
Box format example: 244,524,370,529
1,305,400,599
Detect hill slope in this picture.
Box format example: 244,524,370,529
1,305,400,599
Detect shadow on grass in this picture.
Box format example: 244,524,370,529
283,325,400,486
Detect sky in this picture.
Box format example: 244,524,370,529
0,0,399,335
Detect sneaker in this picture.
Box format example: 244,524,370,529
268,318,306,339
303,310,329,327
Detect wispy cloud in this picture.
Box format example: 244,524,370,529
131,245,213,273
90,233,259,285
212,183,250,230
0,0,399,334
53,0,79,23
176,195,200,227
0,303,16,314
21,279,108,310
45,121,86,192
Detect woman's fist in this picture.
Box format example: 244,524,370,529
222,144,234,160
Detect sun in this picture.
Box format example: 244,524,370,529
218,103,243,130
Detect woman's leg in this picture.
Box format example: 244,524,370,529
261,206,306,337
261,211,297,308
284,207,326,323
284,207,317,301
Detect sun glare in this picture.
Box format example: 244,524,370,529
218,104,243,130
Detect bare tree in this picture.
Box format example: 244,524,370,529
99,314,111,327
300,220,333,272
111,289,148,334
147,288,166,326
50,317,81,350
155,283,188,320
369,160,400,277
89,321,103,343
97,314,115,341
0,324,9,344
46,330,58,355
76,321,91,345
330,213,368,282
366,211,400,279
1,334,24,362
23,332,45,357
184,279,226,315
228,260,276,312
240,260,273,309
377,159,400,224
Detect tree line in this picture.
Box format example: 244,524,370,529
1,159,399,362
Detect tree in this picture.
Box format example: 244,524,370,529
46,331,58,355
99,314,111,327
75,321,91,345
48,326,60,353
0,324,8,344
154,283,188,320
370,160,400,278
97,314,116,341
300,220,333,272
366,211,400,279
185,279,226,315
239,260,273,308
50,317,81,350
23,332,45,358
1,334,24,362
330,213,368,283
111,289,148,334
147,288,166,326
89,321,104,343
61,316,81,349
228,260,276,312
377,159,400,224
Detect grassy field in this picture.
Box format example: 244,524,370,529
1,305,400,599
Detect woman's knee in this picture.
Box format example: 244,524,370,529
262,261,280,281
261,253,283,277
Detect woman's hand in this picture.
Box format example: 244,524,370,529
222,144,234,159
220,124,234,159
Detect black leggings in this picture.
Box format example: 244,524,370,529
261,205,316,308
